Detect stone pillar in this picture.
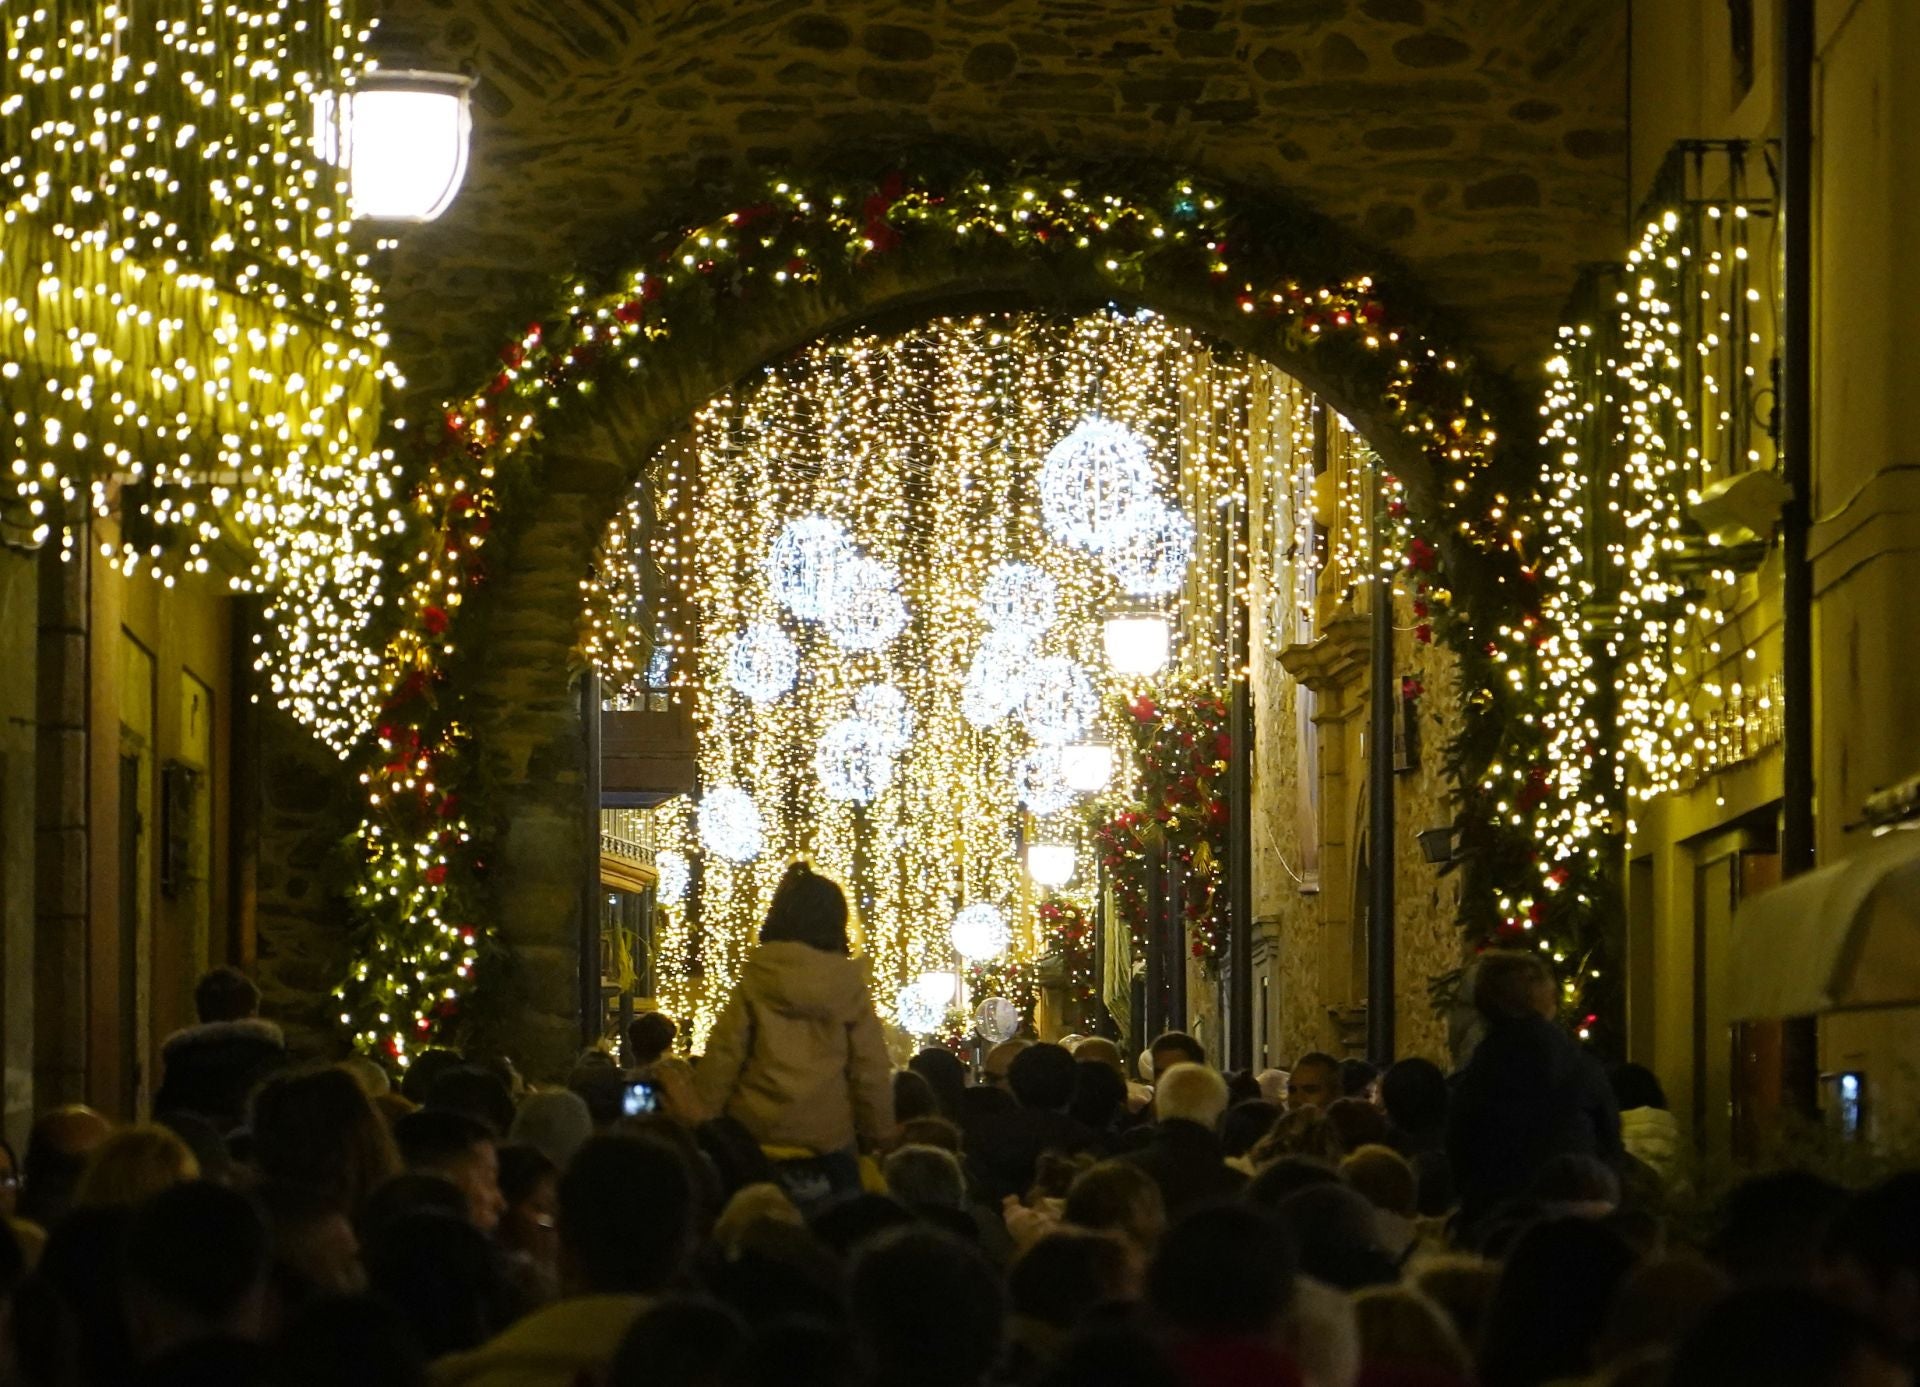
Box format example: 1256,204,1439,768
0,544,39,1141
34,543,89,1105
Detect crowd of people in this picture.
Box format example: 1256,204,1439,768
0,862,1913,1387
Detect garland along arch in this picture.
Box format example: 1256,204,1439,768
339,158,1612,1063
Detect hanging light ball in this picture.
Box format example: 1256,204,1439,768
1103,499,1196,598
853,683,914,754
697,786,765,862
979,561,1059,637
1012,745,1077,817
961,628,1036,729
764,514,854,621
950,904,1012,963
655,849,690,905
896,972,955,1035
1019,654,1097,745
823,556,910,652
724,621,799,704
815,717,898,804
1040,416,1156,551
1026,841,1076,888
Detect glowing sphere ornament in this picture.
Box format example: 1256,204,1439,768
1040,417,1156,551
896,972,955,1035
764,515,854,621
961,628,1036,728
979,561,1059,637
815,717,898,804
1103,499,1196,598
853,683,914,754
655,850,690,905
950,903,1012,962
697,787,765,862
823,556,910,652
1012,746,1076,817
1019,655,1098,745
724,621,799,704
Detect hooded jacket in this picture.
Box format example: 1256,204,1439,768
153,1017,287,1133
694,940,894,1155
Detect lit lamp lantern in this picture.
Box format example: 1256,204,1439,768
1102,606,1171,678
1027,841,1076,888
317,69,473,223
1061,738,1115,794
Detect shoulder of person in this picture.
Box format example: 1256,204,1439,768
161,1016,285,1057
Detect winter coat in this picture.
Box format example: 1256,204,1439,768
1620,1104,1682,1179
153,1017,287,1133
1122,1118,1249,1218
695,941,894,1156
430,1294,645,1387
1445,1013,1623,1224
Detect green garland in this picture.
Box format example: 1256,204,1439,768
338,154,1604,1061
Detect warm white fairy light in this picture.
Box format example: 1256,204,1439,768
656,850,691,905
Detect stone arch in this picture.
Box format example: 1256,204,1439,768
351,159,1532,1076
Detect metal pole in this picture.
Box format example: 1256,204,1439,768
579,672,604,1048
1367,461,1397,1066
1227,491,1255,1070
1778,0,1819,1112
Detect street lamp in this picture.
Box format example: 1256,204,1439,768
317,69,473,222
1102,605,1171,678
1061,738,1115,794
1027,841,1075,888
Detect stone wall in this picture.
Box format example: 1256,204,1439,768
372,0,1627,405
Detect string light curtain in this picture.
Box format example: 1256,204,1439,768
583,310,1300,1042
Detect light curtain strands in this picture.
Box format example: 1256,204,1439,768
582,311,1299,1044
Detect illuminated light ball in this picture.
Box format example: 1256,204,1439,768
896,972,955,1035
1012,745,1076,817
815,716,898,804
645,642,673,687
853,683,914,754
764,514,854,621
979,561,1059,637
697,786,765,862
950,903,1012,963
655,849,690,905
1102,499,1196,598
724,621,799,704
823,556,910,652
961,628,1036,729
1039,416,1156,551
1019,655,1097,745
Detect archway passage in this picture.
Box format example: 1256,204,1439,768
333,161,1555,1075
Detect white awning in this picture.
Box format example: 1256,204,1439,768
1730,828,1920,1020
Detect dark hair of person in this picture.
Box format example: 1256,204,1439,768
1009,1229,1137,1331
1068,1057,1129,1131
397,1048,464,1105
12,1206,137,1386
760,861,850,954
1146,1203,1296,1336
1290,1051,1341,1082
1473,950,1554,1021
609,1295,748,1387
496,1142,557,1208
1244,1155,1342,1209
709,1222,849,1330
1324,1096,1391,1153
740,1314,859,1387
393,1108,493,1170
360,1173,469,1241
1710,1169,1848,1283
18,1111,95,1227
1532,1152,1621,1206
1608,1062,1668,1113
1666,1283,1902,1387
364,1210,517,1358
269,1296,427,1387
423,1065,516,1139
570,1064,629,1128
1478,1216,1638,1387
1225,1070,1263,1107
195,966,261,1024
1826,1171,1920,1285
1037,1319,1182,1387
626,1011,679,1067
893,1069,939,1123
1148,1032,1206,1069
1272,1184,1397,1290
1339,1057,1379,1098
1221,1100,1281,1159
252,1067,401,1218
898,1116,964,1152
1380,1057,1449,1134
811,1193,916,1257
908,1048,969,1120
124,1181,270,1322
849,1225,1007,1387
1009,1043,1079,1112
559,1134,697,1294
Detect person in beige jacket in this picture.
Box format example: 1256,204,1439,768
695,862,895,1205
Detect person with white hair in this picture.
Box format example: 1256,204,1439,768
1120,1062,1246,1217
